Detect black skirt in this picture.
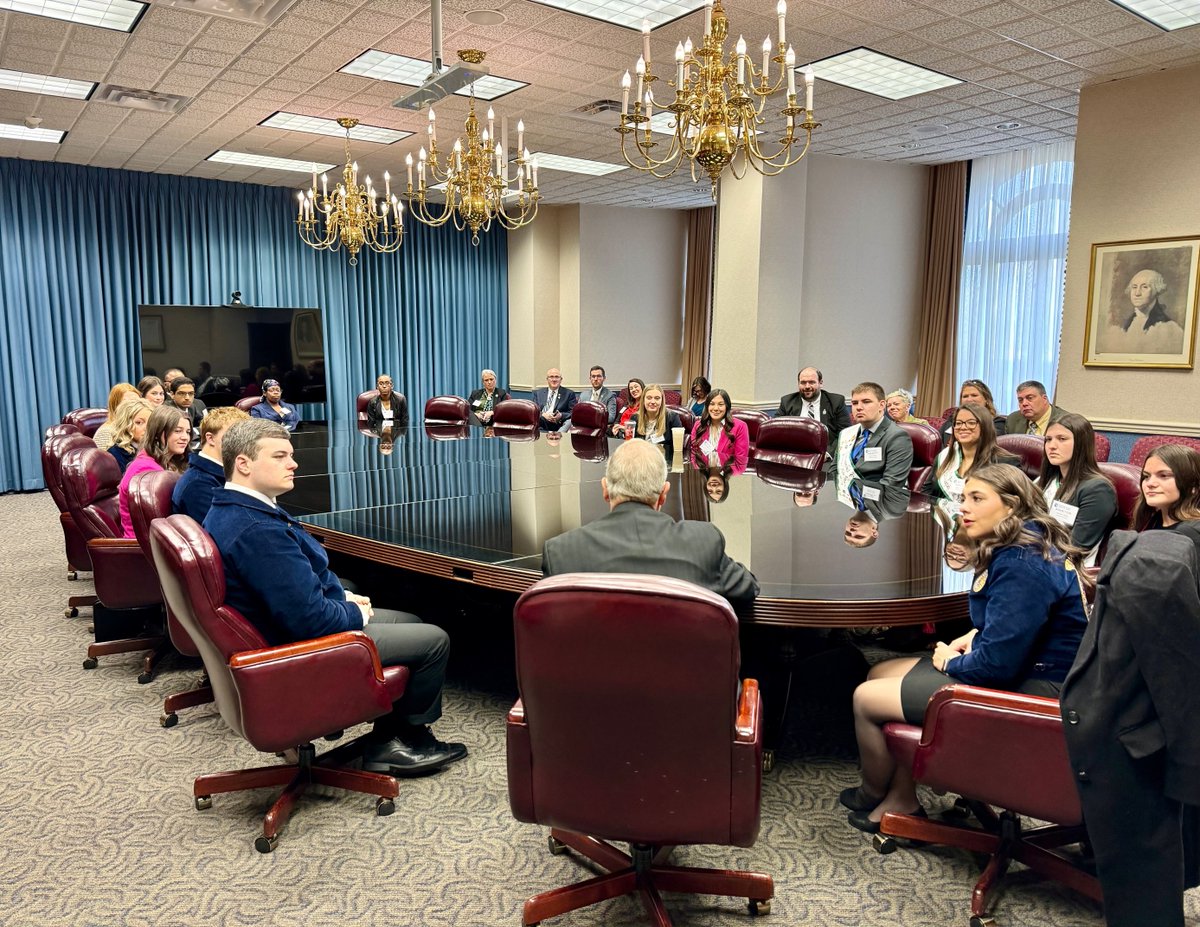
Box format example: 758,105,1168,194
899,654,1062,725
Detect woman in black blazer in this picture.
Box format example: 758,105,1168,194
1036,413,1118,566
365,374,408,431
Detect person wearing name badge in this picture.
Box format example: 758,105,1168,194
628,385,681,448
249,379,299,432
688,388,749,472
921,404,1016,508
1036,413,1118,567
467,369,509,425
612,378,645,436
832,382,913,513
172,406,251,521
365,374,408,432
533,368,577,433
842,465,1089,834
1134,444,1200,555
581,365,618,424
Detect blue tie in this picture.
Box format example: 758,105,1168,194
849,482,866,510
852,428,871,463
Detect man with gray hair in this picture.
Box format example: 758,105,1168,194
541,440,758,607
203,418,466,776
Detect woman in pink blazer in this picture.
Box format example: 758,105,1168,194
118,405,191,538
689,388,750,472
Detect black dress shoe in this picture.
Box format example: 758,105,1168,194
363,728,468,777
839,786,883,813
847,805,926,835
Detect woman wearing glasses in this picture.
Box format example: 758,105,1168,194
921,403,1016,506
937,379,1006,443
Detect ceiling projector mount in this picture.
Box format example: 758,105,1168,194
392,0,490,111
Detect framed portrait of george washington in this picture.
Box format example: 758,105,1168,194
1083,236,1200,369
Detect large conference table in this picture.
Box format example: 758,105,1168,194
283,424,973,628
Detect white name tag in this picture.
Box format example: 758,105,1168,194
1049,499,1079,526
382,409,393,419
864,447,883,462
863,485,881,502
649,432,664,444
699,439,715,456
472,399,483,407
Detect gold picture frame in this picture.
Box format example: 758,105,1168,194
1083,235,1200,369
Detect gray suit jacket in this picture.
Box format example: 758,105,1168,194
831,415,914,494
1004,403,1068,436
541,501,759,609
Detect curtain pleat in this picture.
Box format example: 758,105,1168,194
681,207,715,392
0,158,508,493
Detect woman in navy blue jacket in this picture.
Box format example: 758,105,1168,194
841,465,1089,833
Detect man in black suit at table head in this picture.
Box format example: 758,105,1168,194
541,440,758,608
778,366,850,439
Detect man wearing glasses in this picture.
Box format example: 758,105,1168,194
532,368,577,433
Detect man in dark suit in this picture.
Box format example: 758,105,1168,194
778,366,850,439
542,440,758,608
580,365,618,424
532,367,577,432
1003,379,1069,436
830,382,914,512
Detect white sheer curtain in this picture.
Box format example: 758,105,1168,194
956,141,1075,412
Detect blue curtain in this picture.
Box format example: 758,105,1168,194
0,157,508,493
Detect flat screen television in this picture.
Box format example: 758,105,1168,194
137,304,326,418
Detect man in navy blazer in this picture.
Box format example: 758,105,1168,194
171,406,249,521
532,367,577,432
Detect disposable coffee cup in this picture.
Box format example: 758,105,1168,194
671,426,685,454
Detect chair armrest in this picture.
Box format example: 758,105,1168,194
506,699,536,823
507,699,525,724
730,679,764,847
230,630,386,682
88,537,161,608
735,679,760,743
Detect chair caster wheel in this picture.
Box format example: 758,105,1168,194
82,657,98,670
969,917,996,927
749,899,771,916
323,730,344,741
945,798,971,819
375,797,395,816
548,836,569,856
194,795,212,811
873,834,898,855
160,713,178,728
255,834,278,854
68,571,79,581
137,672,153,685
65,607,78,618
762,750,774,773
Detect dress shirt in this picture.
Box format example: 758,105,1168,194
1026,407,1052,435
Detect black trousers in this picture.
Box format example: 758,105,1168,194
363,609,450,730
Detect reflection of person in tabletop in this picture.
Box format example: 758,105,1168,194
794,490,818,508
705,469,730,503
843,511,878,548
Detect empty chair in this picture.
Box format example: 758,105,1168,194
423,423,470,441
1099,462,1141,529
423,395,470,426
753,417,828,469
567,400,607,436
148,514,406,853
42,433,99,614
62,407,108,437
494,399,540,431
898,421,942,491
878,685,1100,924
127,470,213,728
508,573,772,926
668,405,695,435
570,432,609,462
1128,434,1200,471
731,409,770,445
1093,432,1110,462
997,434,1044,479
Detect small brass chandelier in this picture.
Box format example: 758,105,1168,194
295,117,404,265
405,50,539,245
617,0,818,200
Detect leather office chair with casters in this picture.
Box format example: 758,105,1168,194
898,421,942,491
996,434,1044,479
508,573,773,927
235,396,261,413
731,409,769,446
356,389,379,436
752,417,828,469
148,514,407,853
877,685,1101,926
1098,462,1141,529
42,434,99,605
59,446,167,681
494,399,541,432
127,470,214,728
62,407,108,437
567,400,606,436
45,423,80,439
423,395,470,426
668,405,695,435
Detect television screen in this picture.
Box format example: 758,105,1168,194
137,304,326,418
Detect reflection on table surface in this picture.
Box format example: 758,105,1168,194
288,427,974,608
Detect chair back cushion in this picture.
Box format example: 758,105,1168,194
63,407,108,437
1093,433,1110,463
731,409,769,443
663,389,682,407
511,573,757,847
45,423,81,440
494,399,540,428
235,396,261,413
568,400,607,435
42,434,96,512
1099,462,1141,529
128,470,197,656
357,389,379,423
59,446,122,541
1128,434,1200,472
997,434,1044,479
753,417,828,468
898,421,941,490
423,395,470,425
669,405,695,434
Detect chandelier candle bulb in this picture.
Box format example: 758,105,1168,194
384,171,391,199
635,57,645,107
762,38,771,80
532,157,538,188
736,36,746,85
487,106,494,139
786,47,795,95
621,71,631,115
405,155,413,188
321,173,328,198
776,0,786,45
705,0,713,36
804,64,814,111
296,191,303,220
643,90,653,125
642,20,651,68
516,119,524,156
676,43,684,88
684,37,693,81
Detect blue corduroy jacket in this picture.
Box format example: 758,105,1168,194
171,452,224,522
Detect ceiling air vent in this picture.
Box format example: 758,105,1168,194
566,99,623,125
93,84,192,114
151,0,299,27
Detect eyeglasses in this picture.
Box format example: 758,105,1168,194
547,376,562,381
953,420,980,430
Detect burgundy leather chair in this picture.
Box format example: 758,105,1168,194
668,405,695,435
357,389,379,436
42,435,99,609
878,685,1100,924
45,423,80,439
148,514,407,853
754,461,826,496
731,409,769,445
898,421,942,491
1093,433,1110,462
423,395,470,426
59,446,167,681
423,424,470,440
127,470,214,728
1099,462,1141,529
235,396,261,413
997,434,1044,479
1128,434,1200,471
567,400,607,436
752,417,828,469
508,573,772,926
569,432,609,462
62,407,108,437
494,399,540,432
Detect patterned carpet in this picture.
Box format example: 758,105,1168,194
1,490,1178,927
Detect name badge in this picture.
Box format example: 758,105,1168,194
1049,499,1079,526
472,399,483,407
864,447,883,462
699,439,715,456
649,432,664,444
863,485,881,502
382,409,393,419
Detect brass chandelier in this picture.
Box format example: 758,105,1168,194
405,50,540,245
295,117,404,265
617,0,818,199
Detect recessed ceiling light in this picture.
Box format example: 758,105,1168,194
464,8,506,25
527,152,626,176
994,121,1021,130
0,68,95,100
912,122,948,137
208,150,336,173
341,51,527,101
1106,0,1200,30
261,113,412,144
0,121,65,142
0,0,146,32
805,47,962,100
525,0,706,30
898,142,918,149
